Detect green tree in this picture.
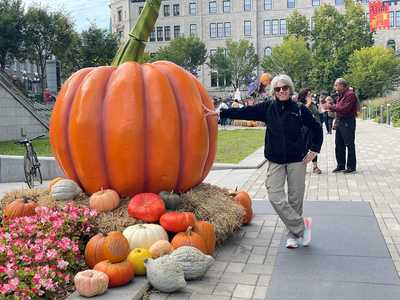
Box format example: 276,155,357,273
261,36,312,89
0,0,25,70
208,39,258,89
151,35,207,75
287,10,311,41
309,4,345,91
23,6,76,92
346,46,400,99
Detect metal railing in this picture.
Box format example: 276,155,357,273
361,99,400,126
0,70,51,129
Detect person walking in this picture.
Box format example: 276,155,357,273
298,88,322,174
219,75,323,249
327,78,358,173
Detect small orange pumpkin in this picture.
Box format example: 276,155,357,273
94,260,134,287
233,191,253,225
85,231,129,268
171,226,207,254
193,221,216,255
89,189,120,213
102,231,130,263
159,211,196,233
3,197,37,220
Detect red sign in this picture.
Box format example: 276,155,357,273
369,0,390,31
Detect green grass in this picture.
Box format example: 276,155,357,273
0,129,265,163
0,138,52,156
216,129,265,163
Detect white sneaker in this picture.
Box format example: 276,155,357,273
302,217,313,247
286,237,299,249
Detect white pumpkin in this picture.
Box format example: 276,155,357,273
170,246,214,280
123,224,168,250
50,179,82,200
74,269,109,297
145,256,186,292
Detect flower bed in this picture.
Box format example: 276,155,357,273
0,204,97,299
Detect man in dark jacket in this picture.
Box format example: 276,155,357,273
220,74,323,249
327,78,358,173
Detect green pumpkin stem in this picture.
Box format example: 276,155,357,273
112,0,161,66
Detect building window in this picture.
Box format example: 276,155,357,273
189,2,196,15
244,0,252,11
335,0,344,5
209,1,217,13
272,19,279,35
174,25,180,38
390,11,395,28
157,26,163,41
139,6,143,15
312,0,320,6
287,0,295,8
223,0,231,12
210,23,217,38
149,29,156,42
396,11,400,27
164,26,171,41
217,23,224,38
264,47,272,56
117,9,122,22
164,5,170,16
173,4,180,16
264,0,272,10
264,20,272,35
190,24,197,36
280,19,287,35
211,72,218,87
224,22,231,37
244,20,251,36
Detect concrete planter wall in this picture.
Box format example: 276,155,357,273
0,155,64,183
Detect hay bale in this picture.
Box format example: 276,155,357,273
0,183,244,244
180,183,244,244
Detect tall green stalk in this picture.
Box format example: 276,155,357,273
112,0,161,66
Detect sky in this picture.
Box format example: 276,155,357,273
22,0,110,32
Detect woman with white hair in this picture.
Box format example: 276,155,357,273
219,74,323,249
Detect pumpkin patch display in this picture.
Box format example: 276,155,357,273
159,211,196,233
50,179,82,200
232,191,253,225
3,197,37,220
159,191,182,210
49,1,217,198
149,240,173,258
193,221,216,256
93,260,134,288
89,189,120,213
171,226,207,254
123,224,168,250
74,270,109,297
127,248,152,275
128,193,166,222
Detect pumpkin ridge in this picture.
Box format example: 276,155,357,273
152,62,185,192
142,63,149,191
51,68,93,186
100,68,118,190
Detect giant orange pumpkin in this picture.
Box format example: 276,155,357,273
50,62,217,197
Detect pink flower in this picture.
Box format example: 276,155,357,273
34,252,44,262
8,277,19,291
32,273,41,286
56,259,69,270
46,249,58,260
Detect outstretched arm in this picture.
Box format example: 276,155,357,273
220,101,269,122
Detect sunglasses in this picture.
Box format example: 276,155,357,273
274,85,289,92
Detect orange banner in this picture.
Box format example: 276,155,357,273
369,0,390,31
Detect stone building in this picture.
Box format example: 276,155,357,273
110,0,400,96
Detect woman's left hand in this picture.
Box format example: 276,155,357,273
303,151,318,164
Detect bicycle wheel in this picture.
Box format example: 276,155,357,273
24,152,33,188
32,150,43,185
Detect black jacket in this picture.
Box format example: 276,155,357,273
220,98,323,164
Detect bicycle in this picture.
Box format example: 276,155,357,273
15,134,45,188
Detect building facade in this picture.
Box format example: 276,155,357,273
110,0,400,96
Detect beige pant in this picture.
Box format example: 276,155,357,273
265,161,306,237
